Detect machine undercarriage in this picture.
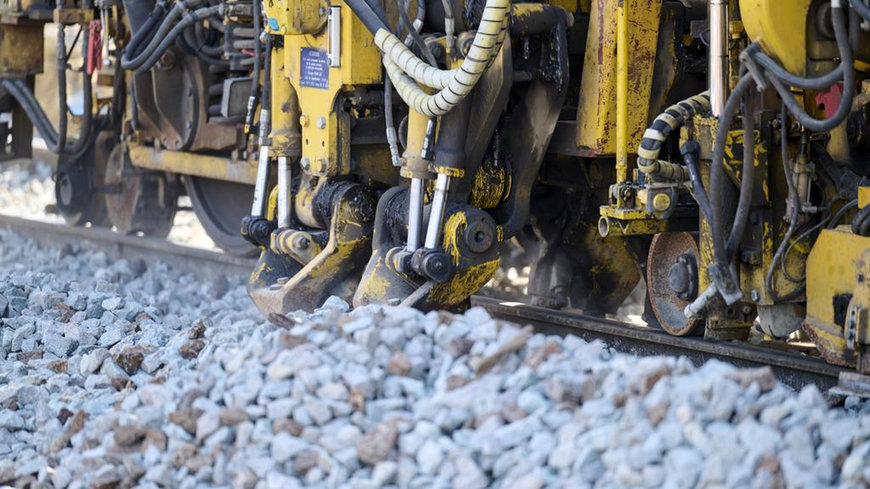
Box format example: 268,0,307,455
4,0,870,375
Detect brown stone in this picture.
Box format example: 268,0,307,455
728,367,777,392
501,404,528,423
524,341,562,369
349,387,366,413
386,351,412,376
277,332,308,349
179,339,205,359
470,326,532,376
114,425,146,447
273,418,304,437
114,346,145,375
170,442,197,468
447,338,475,358
189,319,207,339
168,408,203,435
110,377,131,391
446,375,471,391
17,350,44,363
143,429,168,451
57,407,74,425
646,402,669,426
218,408,249,426
356,422,399,465
48,358,68,374
637,364,672,394
293,449,319,475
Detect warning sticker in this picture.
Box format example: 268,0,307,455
300,48,329,90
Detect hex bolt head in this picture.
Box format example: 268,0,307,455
300,157,311,171
316,116,327,129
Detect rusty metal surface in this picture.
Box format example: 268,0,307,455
647,232,703,336
472,295,847,391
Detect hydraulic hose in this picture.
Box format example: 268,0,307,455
122,0,193,70
244,0,262,134
2,23,93,156
681,141,714,223
382,16,508,116
764,3,854,133
637,92,710,181
385,0,427,166
725,91,755,258
708,73,756,269
132,4,224,74
849,0,870,20
347,0,510,116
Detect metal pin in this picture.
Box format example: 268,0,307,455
251,146,271,217
424,173,450,249
277,156,290,228
407,178,424,251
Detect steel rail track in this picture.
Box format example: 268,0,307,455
471,296,848,391
0,214,255,280
0,214,855,392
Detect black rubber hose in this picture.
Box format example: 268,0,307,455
681,141,714,223
7,20,93,156
726,91,756,258
244,0,261,133
123,0,168,57
850,0,870,21
55,20,68,152
122,0,188,70
398,0,436,66
346,0,391,35
765,108,803,300
852,205,870,236
133,5,224,74
708,73,756,268
765,4,854,133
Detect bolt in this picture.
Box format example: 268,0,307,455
300,157,311,171
316,116,327,129
652,192,671,212
299,114,310,127
750,289,761,302
293,235,310,250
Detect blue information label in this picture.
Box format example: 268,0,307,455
300,48,329,90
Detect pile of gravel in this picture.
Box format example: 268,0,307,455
1,229,870,488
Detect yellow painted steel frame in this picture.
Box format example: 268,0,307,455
271,1,382,178
575,0,662,157
738,0,811,75
804,226,870,367
127,144,258,184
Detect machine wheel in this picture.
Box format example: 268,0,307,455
647,232,704,336
104,143,178,238
54,130,113,227
184,176,258,256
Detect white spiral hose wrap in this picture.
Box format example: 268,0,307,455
383,20,508,117
376,0,510,116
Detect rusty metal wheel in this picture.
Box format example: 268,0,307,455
55,130,113,227
647,232,704,336
104,143,179,238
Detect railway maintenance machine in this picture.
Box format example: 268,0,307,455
4,0,870,375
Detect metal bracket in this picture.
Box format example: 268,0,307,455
327,6,341,68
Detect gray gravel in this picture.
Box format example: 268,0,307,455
1,228,870,488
